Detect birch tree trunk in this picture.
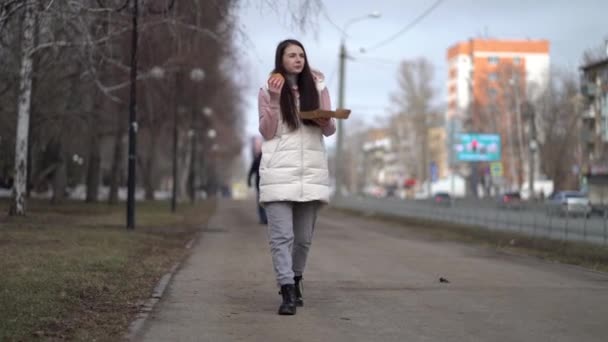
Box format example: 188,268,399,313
85,122,101,202
108,121,124,205
9,5,35,216
52,151,67,204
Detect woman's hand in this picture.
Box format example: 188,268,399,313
313,117,331,126
267,73,284,94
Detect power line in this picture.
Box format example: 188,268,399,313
364,0,445,53
321,5,345,36
352,57,401,67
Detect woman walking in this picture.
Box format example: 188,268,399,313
258,39,336,315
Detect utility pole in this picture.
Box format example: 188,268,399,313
527,102,537,200
335,41,347,198
521,101,537,199
450,119,456,196
505,74,518,191
467,38,475,198
594,76,604,160
512,69,525,190
334,13,381,197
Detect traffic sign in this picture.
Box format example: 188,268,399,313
490,162,503,177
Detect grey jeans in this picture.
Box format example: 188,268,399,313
264,201,320,286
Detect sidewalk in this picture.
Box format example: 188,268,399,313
134,199,317,341
134,199,608,342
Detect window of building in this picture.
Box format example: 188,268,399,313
488,56,499,65
487,88,498,98
488,73,498,81
449,68,457,79
513,57,521,65
449,100,457,110
449,83,457,94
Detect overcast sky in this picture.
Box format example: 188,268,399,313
236,0,608,148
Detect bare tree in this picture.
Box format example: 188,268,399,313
9,2,36,215
390,57,439,187
469,61,528,192
3,0,123,210
582,36,608,65
2,0,322,215
341,117,369,194
536,69,581,191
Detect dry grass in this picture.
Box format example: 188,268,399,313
0,198,216,341
330,207,608,273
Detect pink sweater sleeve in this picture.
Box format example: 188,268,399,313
259,85,336,138
318,88,336,137
258,88,280,140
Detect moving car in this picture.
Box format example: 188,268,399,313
432,192,453,207
498,192,523,210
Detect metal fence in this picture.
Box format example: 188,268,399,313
333,195,608,246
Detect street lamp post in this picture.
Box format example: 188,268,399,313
188,69,205,204
196,109,214,196
126,0,140,229
335,12,381,198
97,0,176,230
171,101,184,213
188,127,196,203
170,68,204,212
205,128,217,196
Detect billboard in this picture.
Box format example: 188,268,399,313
455,133,501,162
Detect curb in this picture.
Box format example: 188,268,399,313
123,235,200,341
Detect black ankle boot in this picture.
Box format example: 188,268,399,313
294,276,304,307
278,284,296,315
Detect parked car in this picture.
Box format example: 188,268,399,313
498,192,523,210
545,191,591,217
585,177,608,216
432,192,453,207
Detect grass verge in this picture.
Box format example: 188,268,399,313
0,198,216,341
330,206,608,273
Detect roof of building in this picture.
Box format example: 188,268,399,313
447,39,550,60
580,58,608,71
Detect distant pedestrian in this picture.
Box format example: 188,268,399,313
258,39,335,315
247,151,267,224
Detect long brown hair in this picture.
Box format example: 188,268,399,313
272,39,320,131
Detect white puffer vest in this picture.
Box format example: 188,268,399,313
259,80,330,204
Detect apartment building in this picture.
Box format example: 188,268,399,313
446,39,549,188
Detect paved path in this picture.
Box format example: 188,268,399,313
135,199,608,342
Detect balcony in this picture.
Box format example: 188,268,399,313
581,82,599,97
581,128,594,144
582,107,597,120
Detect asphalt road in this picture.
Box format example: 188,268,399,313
135,199,608,342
